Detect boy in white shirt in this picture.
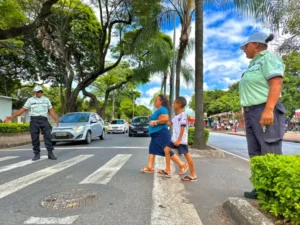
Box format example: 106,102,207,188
158,97,197,181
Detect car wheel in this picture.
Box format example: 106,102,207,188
52,141,57,146
108,132,110,134
100,130,105,140
84,131,92,144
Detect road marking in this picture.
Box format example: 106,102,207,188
208,145,250,162
24,216,79,224
222,150,249,161
151,157,203,225
1,147,148,151
0,156,19,162
0,156,47,173
0,155,93,199
80,154,132,185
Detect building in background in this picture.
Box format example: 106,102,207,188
0,96,16,121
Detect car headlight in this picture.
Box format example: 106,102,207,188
73,126,85,131
130,125,134,128
144,126,148,129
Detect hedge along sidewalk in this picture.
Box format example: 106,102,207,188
250,154,300,225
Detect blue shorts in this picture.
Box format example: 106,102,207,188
167,142,189,155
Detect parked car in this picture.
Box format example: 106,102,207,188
107,119,128,134
129,116,149,137
51,112,105,145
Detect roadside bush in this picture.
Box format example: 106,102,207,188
188,127,210,145
0,123,30,133
250,154,300,224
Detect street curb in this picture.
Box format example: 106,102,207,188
223,197,274,225
211,131,300,143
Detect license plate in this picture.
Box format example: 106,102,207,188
137,131,144,134
56,133,67,136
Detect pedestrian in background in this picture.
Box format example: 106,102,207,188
239,32,286,199
5,86,59,161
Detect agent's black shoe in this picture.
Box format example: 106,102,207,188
32,154,40,161
244,189,258,199
48,152,57,160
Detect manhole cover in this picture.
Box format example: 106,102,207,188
41,189,100,210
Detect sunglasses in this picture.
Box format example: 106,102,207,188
36,91,43,93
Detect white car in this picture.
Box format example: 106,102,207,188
107,119,128,134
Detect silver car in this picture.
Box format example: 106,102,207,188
51,112,105,145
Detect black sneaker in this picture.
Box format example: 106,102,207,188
244,189,258,199
32,154,40,161
48,152,57,160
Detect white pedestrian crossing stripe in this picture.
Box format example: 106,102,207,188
151,157,203,225
80,154,132,185
0,155,93,199
24,216,79,224
0,156,19,162
0,156,47,173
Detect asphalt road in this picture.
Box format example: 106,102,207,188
0,132,270,225
208,132,300,159
0,134,154,225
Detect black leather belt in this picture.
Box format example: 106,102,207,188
243,103,266,113
30,116,48,121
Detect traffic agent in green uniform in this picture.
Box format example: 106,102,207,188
5,86,59,161
239,32,286,199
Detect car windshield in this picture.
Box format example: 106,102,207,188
59,113,90,123
132,117,149,124
111,120,124,124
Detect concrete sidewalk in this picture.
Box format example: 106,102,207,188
184,153,252,225
212,130,300,143
0,133,34,149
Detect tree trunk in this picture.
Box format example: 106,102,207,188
60,83,66,115
66,94,78,112
100,90,110,118
163,71,168,96
176,25,191,98
111,91,115,120
175,49,183,98
82,89,101,115
169,15,176,118
193,0,206,149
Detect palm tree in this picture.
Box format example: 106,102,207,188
192,0,286,149
193,0,205,149
161,62,194,96
167,0,195,98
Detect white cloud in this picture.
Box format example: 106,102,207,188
146,87,161,97
204,82,209,91
136,97,152,108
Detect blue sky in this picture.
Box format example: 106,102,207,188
87,1,284,115
135,5,282,115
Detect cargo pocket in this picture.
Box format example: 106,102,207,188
262,103,286,143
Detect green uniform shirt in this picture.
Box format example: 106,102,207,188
239,50,285,107
23,96,52,117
